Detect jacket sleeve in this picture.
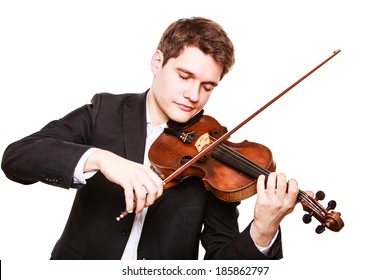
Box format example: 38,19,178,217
201,194,283,260
1,94,103,189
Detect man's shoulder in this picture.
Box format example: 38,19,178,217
94,91,145,101
90,91,148,107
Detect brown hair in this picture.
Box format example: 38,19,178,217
157,17,235,80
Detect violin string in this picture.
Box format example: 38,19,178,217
205,135,325,215
219,143,270,177
208,136,271,177
298,191,325,216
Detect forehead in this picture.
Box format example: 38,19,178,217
167,46,223,81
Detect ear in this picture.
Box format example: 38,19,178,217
151,50,163,75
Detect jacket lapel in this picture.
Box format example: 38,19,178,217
121,91,174,221
122,92,148,163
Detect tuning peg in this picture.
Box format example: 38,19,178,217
302,212,313,224
327,200,337,211
315,190,325,201
315,224,326,234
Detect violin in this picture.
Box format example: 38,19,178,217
149,112,344,234
118,50,345,234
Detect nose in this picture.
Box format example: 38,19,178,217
183,84,200,103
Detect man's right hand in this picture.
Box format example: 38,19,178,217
84,149,163,213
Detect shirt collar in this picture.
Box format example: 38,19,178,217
146,103,167,130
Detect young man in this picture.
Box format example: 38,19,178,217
2,17,300,260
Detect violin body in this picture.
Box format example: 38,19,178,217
149,115,276,202
148,113,344,233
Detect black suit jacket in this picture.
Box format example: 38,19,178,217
2,91,283,260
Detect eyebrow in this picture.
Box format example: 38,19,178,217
177,67,219,87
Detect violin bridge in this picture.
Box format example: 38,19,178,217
195,133,210,152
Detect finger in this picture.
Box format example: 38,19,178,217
143,169,164,199
136,174,162,207
276,173,287,196
133,184,147,213
305,190,314,198
123,185,136,213
147,167,164,196
286,178,299,202
143,184,157,207
256,174,267,194
266,172,277,191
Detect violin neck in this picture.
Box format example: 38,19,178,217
212,143,270,178
212,143,305,199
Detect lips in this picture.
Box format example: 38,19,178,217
175,102,194,112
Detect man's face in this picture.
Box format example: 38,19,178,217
149,46,223,125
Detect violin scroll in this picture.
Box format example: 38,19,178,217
300,190,344,234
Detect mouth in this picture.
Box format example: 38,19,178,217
175,102,194,112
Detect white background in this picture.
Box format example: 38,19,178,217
1,0,389,279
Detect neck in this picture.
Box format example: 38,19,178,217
146,91,168,126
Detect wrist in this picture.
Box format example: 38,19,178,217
84,148,105,172
250,221,278,248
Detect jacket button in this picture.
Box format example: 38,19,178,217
45,175,62,185
53,177,62,184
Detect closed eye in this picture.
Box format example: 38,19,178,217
179,73,191,80
203,84,215,92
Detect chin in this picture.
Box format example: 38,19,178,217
169,111,195,124
169,116,191,124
